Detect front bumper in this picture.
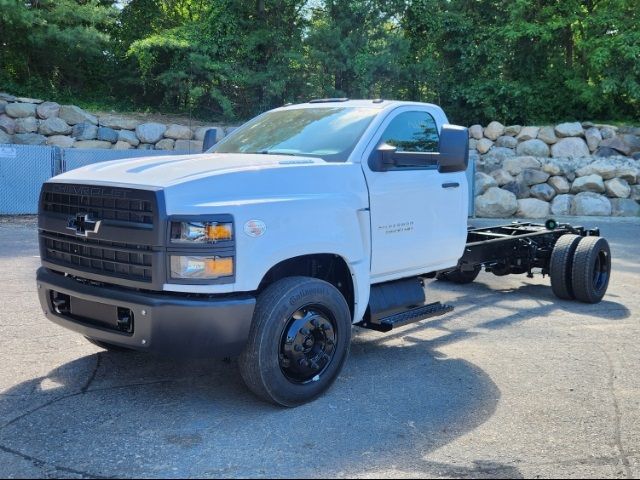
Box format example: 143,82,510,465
36,267,255,357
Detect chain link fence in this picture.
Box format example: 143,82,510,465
1,144,476,215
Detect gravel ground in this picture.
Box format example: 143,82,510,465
0,216,638,479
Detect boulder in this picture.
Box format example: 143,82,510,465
5,102,37,118
521,168,550,186
164,124,193,140
484,121,505,141
475,187,518,217
571,174,605,193
611,198,640,217
615,164,639,184
0,93,16,102
576,159,617,180
530,183,556,201
584,127,602,152
541,159,563,176
475,172,498,194
71,123,98,141
537,126,558,145
551,138,590,158
502,179,530,199
155,138,175,150
503,156,541,175
604,178,631,198
476,138,493,154
599,136,631,156
490,169,514,186
495,135,518,149
73,140,112,149
15,117,39,134
118,129,140,146
59,105,98,125
573,192,612,216
503,125,522,137
469,138,477,150
516,126,539,141
36,102,60,119
0,100,6,114
555,122,583,138
0,114,16,134
137,143,154,150
483,146,515,162
516,198,550,218
46,135,75,148
595,146,620,158
548,176,571,194
15,97,43,104
13,133,46,145
600,126,616,140
516,139,549,157
620,134,640,155
631,185,640,202
99,115,140,130
97,127,118,143
174,139,204,152
551,194,575,216
136,123,167,144
113,140,133,150
39,117,71,135
0,130,12,144
469,124,483,140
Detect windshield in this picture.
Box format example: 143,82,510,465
211,107,378,161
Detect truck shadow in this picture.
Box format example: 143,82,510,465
0,338,516,478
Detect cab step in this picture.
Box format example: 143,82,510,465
357,301,454,333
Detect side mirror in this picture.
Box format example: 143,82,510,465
202,128,218,152
437,124,469,173
370,143,398,171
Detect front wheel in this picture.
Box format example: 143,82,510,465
239,277,352,407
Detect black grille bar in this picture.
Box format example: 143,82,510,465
43,232,153,282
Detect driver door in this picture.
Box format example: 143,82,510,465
362,108,468,281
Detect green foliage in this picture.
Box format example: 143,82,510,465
1,0,638,123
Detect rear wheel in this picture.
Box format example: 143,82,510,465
571,236,611,303
549,234,581,300
239,276,352,407
85,337,132,352
436,266,481,284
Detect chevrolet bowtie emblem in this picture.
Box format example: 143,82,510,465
67,213,101,237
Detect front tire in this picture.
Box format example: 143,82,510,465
239,277,352,407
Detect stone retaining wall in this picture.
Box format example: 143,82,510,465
0,93,232,151
471,120,640,217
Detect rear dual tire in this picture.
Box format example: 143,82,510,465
550,235,611,303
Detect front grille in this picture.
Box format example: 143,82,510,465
42,231,153,282
42,188,154,224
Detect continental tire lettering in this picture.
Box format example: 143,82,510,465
289,287,327,305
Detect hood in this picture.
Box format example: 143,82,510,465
51,152,323,189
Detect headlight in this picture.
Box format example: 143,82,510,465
170,255,234,279
170,221,233,243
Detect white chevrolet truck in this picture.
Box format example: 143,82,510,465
37,99,611,406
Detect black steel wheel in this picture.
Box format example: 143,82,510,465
549,234,581,300
85,337,132,352
571,236,611,303
436,266,481,284
239,276,351,407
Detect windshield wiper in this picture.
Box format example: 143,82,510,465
257,149,298,156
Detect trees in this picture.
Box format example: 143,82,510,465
1,0,638,123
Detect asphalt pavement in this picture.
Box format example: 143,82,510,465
0,216,638,478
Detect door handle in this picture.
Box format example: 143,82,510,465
442,182,460,189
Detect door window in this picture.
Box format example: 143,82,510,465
379,111,439,152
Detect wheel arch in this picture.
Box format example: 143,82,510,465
257,253,360,321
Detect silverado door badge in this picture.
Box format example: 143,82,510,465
67,213,101,237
